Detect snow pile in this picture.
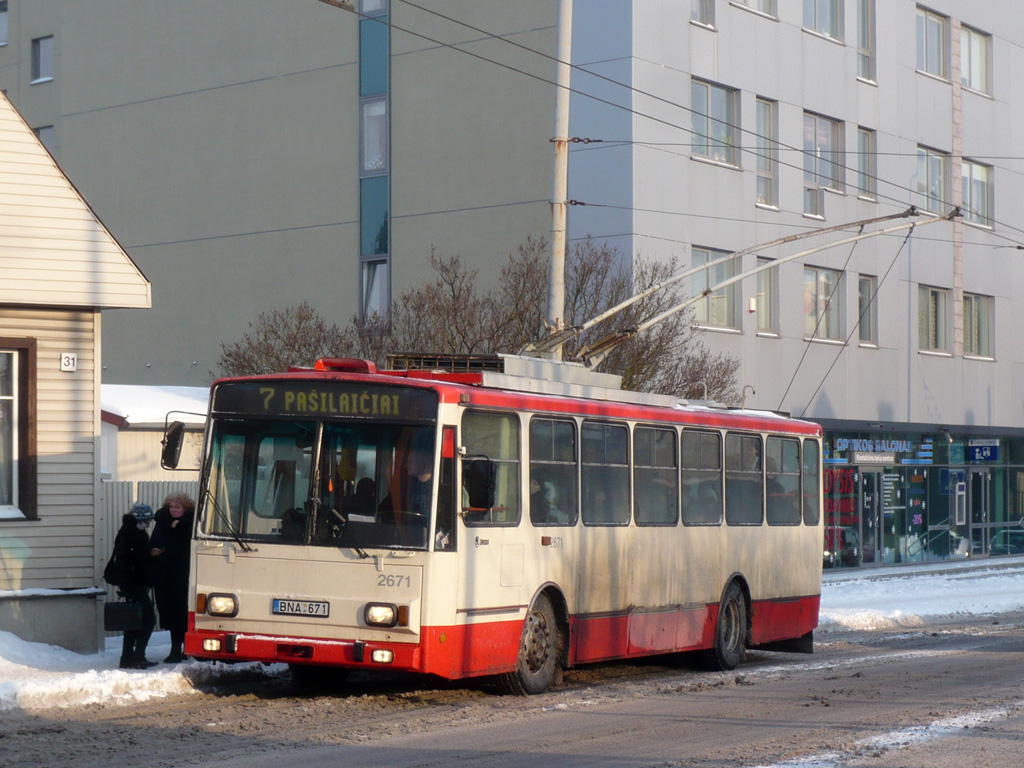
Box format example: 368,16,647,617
818,568,1024,630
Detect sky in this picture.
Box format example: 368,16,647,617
3,563,1024,713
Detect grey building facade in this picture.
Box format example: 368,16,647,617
3,0,1024,569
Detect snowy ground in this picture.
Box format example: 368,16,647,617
3,562,1024,713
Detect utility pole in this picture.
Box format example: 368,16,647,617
545,0,573,359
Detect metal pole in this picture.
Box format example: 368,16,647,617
545,0,573,358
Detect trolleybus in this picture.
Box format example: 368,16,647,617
168,355,823,694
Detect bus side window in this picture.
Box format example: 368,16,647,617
634,426,678,526
461,411,521,526
681,430,723,525
802,438,822,525
529,417,577,526
435,426,457,551
581,421,630,526
766,436,801,525
725,433,764,526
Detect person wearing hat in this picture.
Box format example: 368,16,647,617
111,502,158,669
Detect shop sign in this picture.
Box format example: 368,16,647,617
967,439,999,462
853,451,895,465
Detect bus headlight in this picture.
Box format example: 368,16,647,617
364,602,399,627
206,593,239,617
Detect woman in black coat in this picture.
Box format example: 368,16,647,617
112,502,157,669
149,492,195,663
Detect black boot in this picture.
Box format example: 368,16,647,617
164,629,187,663
119,632,138,669
132,628,156,669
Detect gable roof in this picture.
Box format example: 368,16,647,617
0,91,150,309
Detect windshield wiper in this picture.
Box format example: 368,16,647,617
201,488,253,552
309,495,369,559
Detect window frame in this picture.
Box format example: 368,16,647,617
691,78,740,167
916,6,948,79
856,0,876,81
856,127,877,200
755,97,778,208
858,274,878,346
916,145,949,213
580,420,631,527
691,0,715,27
804,265,844,341
804,0,844,41
963,293,994,359
692,246,740,330
0,339,38,522
733,0,776,18
918,285,950,352
725,433,764,526
31,35,54,84
681,429,724,526
961,159,992,227
765,436,802,526
0,2,8,47
756,256,778,335
802,439,821,526
960,25,991,95
529,416,579,527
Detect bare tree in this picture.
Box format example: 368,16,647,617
215,301,350,376
217,238,740,403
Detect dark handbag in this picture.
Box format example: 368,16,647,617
104,600,143,632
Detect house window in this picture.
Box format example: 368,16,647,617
0,2,9,47
916,7,948,78
857,0,876,80
33,126,54,154
691,79,739,166
804,0,844,41
804,266,842,340
857,127,876,199
804,112,842,215
755,98,777,207
916,146,948,213
361,258,389,318
918,285,949,352
360,0,387,14
961,159,992,227
0,340,37,521
693,247,739,330
756,257,777,334
31,36,55,83
963,294,993,358
858,275,877,344
691,0,715,26
735,0,775,15
960,25,990,94
361,98,388,174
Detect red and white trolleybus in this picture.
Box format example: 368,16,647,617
172,355,823,694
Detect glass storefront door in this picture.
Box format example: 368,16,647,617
969,469,990,555
860,471,880,565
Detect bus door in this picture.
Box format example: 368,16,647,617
969,469,991,555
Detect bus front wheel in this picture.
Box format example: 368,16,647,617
702,582,747,671
500,593,560,695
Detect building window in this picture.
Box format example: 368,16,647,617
916,7,948,78
961,26,990,94
804,266,842,340
858,275,877,344
693,247,739,329
33,126,54,154
857,0,876,80
361,258,389,318
963,294,993,358
804,0,844,41
0,340,37,521
804,112,842,215
0,2,9,47
857,127,876,199
691,0,715,26
916,146,948,213
360,98,388,174
691,79,739,166
755,98,777,207
360,0,388,14
735,0,775,15
756,257,777,334
961,159,992,227
31,36,55,83
918,285,949,352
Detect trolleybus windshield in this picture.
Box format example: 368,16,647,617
200,380,439,551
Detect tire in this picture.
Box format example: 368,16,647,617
702,581,747,671
499,593,561,695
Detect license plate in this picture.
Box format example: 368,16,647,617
272,599,330,618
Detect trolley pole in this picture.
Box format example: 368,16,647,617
545,0,573,359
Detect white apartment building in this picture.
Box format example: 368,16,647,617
1,1,1022,570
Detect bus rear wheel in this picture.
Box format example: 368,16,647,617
500,593,561,695
702,582,747,671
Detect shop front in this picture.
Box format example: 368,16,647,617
820,427,1024,570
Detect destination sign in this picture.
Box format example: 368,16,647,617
212,381,438,420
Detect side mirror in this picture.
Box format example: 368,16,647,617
463,457,496,511
161,421,186,470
